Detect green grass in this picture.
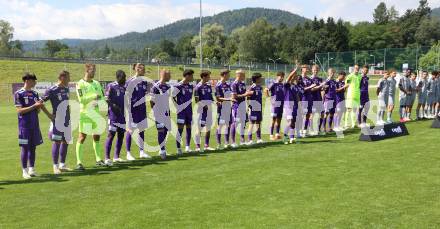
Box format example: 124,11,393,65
1,101,440,228
1,59,439,228
0,59,279,83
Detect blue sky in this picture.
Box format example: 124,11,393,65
1,0,439,40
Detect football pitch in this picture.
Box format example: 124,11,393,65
0,101,439,227
0,60,440,228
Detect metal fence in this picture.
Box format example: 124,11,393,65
0,55,296,76
315,46,440,73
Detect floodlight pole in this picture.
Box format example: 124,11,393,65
437,46,440,70
199,0,203,70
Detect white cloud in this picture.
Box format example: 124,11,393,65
317,0,440,23
1,0,439,40
0,0,227,40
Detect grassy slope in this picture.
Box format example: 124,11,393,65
0,59,280,83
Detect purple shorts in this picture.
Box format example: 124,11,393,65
271,103,284,118
301,100,313,114
232,107,248,123
249,110,262,122
154,111,171,130
312,100,324,113
108,120,126,134
324,100,336,114
336,100,346,113
19,128,43,147
217,105,233,125
284,103,299,120
129,106,147,124
198,106,213,127
360,98,370,108
177,109,193,125
48,122,72,142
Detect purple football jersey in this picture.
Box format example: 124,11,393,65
360,75,369,102
301,76,313,101
284,83,300,104
311,75,323,101
172,82,193,113
231,80,247,108
150,81,171,118
106,81,126,124
323,79,337,101
248,84,263,110
42,84,70,124
15,88,44,146
215,81,233,124
215,81,233,111
15,89,41,130
125,76,150,121
268,82,285,103
283,83,301,118
335,80,346,103
195,82,214,102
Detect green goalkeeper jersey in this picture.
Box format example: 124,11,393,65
76,79,104,118
345,72,361,101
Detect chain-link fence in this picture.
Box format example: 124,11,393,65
315,46,440,73
0,83,12,103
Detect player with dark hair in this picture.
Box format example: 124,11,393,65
398,69,412,122
173,69,195,154
358,65,370,127
15,73,52,179
265,71,285,140
416,71,429,120
322,68,337,132
247,73,264,145
376,71,390,125
104,70,127,164
283,68,301,144
334,71,347,131
194,70,215,152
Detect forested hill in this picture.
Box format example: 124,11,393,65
75,7,308,50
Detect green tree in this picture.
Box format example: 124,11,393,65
419,42,440,70
374,2,389,25
224,27,245,64
0,20,14,55
192,23,228,62
387,6,399,22
154,52,171,63
54,48,76,59
158,39,176,57
175,34,196,59
238,18,276,62
9,40,23,56
44,40,69,57
398,0,432,46
415,17,440,46
79,47,85,60
103,44,111,58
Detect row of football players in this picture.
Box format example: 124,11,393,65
15,63,439,178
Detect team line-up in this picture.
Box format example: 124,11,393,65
14,63,440,179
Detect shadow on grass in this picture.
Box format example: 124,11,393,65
0,129,365,189
0,175,68,187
